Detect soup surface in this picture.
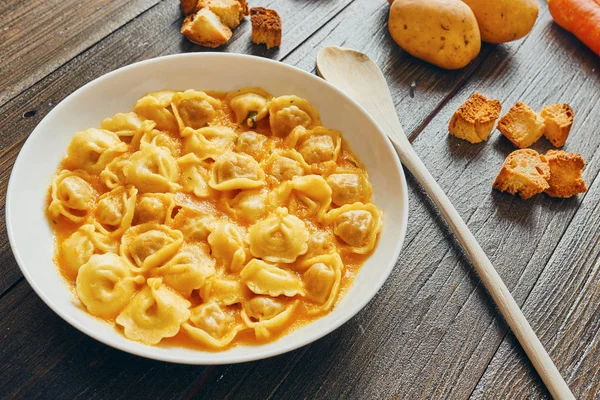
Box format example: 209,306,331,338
47,87,383,350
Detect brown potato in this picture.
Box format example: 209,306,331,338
388,0,481,70
461,0,538,43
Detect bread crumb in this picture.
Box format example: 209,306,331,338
497,102,545,148
544,150,587,198
448,92,502,143
196,0,248,28
540,104,574,148
181,7,232,48
181,0,198,15
492,149,550,199
250,7,282,49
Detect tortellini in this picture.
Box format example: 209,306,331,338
134,90,178,133
209,151,265,191
326,203,383,254
172,89,220,130
182,126,237,161
76,253,143,319
120,223,184,273
241,297,297,340
150,243,216,297
248,207,309,263
182,302,243,349
326,170,372,206
123,144,181,193
240,259,304,297
228,88,271,127
116,277,191,345
48,86,384,350
94,185,137,236
269,175,332,221
65,128,128,174
269,95,321,137
207,222,247,272
101,112,155,143
48,170,96,223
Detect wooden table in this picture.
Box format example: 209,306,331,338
1,0,599,398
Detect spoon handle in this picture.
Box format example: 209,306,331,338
316,46,574,400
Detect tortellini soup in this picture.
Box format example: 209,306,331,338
47,87,383,350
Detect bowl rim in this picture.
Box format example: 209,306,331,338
5,52,408,365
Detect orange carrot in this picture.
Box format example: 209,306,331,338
547,0,600,56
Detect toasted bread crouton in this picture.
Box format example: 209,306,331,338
544,150,587,198
195,0,248,28
181,0,198,15
181,8,232,48
497,102,545,149
493,149,550,199
448,92,502,143
250,7,282,49
540,104,574,148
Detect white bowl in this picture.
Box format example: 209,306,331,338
6,53,408,364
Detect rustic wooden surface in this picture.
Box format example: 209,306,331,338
1,0,599,398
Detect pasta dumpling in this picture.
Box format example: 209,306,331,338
172,89,221,130
133,193,176,225
248,207,309,263
116,277,191,345
120,223,184,273
181,126,237,161
182,302,243,349
123,144,181,193
177,153,213,198
269,95,321,137
48,170,96,223
100,112,155,143
100,153,129,189
235,131,271,161
261,149,310,182
171,207,216,241
228,88,271,127
223,188,268,222
286,126,342,172
65,128,128,175
134,90,178,133
269,175,332,221
240,259,304,297
300,229,338,263
326,202,383,254
76,253,143,319
135,129,180,156
326,170,372,206
302,253,343,314
207,222,247,272
61,224,117,277
150,243,216,296
209,151,266,191
241,297,297,340
200,277,247,305
94,185,137,236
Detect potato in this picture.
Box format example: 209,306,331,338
462,0,538,43
388,0,481,70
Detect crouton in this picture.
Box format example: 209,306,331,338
195,0,248,28
492,149,550,199
181,8,232,48
448,92,502,143
497,102,545,149
540,104,574,148
250,7,282,49
544,150,587,198
181,0,198,15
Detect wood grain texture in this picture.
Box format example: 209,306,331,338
1,0,600,398
0,0,162,107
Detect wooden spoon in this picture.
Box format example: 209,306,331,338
316,46,574,400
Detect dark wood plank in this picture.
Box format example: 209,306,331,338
0,0,162,107
0,0,355,298
471,165,600,398
184,2,600,399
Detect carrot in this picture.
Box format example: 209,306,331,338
547,0,600,56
